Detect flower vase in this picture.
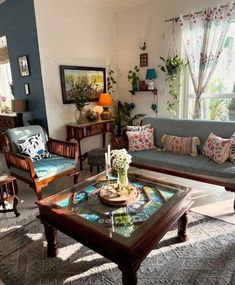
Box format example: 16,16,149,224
117,168,129,190
75,109,86,124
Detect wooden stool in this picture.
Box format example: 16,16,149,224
0,172,20,217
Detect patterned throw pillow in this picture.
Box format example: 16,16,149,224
126,124,151,132
15,133,51,162
161,134,200,156
126,128,154,152
229,132,235,163
202,132,231,164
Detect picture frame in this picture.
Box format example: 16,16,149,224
18,56,30,76
60,65,106,104
140,53,148,67
24,83,30,95
139,80,147,91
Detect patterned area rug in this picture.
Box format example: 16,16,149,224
0,212,234,285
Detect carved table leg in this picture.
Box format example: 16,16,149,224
118,266,137,285
178,210,189,242
42,221,59,257
13,196,20,217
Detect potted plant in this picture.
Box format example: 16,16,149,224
69,78,97,124
159,55,187,115
128,66,140,91
115,101,145,136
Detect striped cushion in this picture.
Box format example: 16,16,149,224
161,134,200,156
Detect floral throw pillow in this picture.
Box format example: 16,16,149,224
161,134,200,156
126,124,151,132
229,132,235,163
202,132,231,164
15,133,51,162
126,128,154,152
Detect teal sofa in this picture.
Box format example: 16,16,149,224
113,117,235,209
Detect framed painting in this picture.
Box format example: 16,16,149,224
18,55,30,76
60,65,106,104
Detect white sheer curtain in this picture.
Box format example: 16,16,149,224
180,0,234,119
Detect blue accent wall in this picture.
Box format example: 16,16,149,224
0,0,48,129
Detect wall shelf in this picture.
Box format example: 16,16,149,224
129,89,158,95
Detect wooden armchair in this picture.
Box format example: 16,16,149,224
4,125,79,200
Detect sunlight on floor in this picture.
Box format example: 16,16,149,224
26,233,43,241
64,262,117,283
0,225,22,233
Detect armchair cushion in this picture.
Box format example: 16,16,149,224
15,133,51,162
33,154,76,179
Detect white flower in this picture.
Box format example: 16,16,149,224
110,148,132,170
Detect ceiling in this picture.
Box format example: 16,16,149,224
86,0,148,11
0,0,147,10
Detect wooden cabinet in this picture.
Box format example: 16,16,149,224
0,113,23,133
0,113,23,152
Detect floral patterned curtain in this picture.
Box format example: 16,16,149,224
180,0,234,119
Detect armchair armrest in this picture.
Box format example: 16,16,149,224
5,152,36,177
112,135,128,150
47,138,78,160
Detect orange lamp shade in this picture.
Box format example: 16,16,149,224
98,93,112,106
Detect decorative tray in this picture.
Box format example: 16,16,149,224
99,183,140,206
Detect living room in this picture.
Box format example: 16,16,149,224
0,0,235,284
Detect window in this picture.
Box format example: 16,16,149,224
0,36,13,112
184,21,235,121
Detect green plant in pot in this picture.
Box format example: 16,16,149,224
68,78,97,124
159,55,187,116
128,66,140,92
115,101,145,136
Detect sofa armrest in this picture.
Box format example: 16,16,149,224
47,138,78,160
5,152,36,177
112,135,128,150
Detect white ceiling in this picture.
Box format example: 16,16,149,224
85,0,148,11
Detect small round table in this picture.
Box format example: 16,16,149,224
0,172,20,217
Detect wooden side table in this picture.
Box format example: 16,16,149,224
0,172,20,217
66,119,114,170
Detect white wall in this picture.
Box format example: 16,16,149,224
34,0,229,148
115,0,228,119
34,0,116,152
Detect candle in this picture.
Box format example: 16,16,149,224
105,153,108,178
107,144,111,166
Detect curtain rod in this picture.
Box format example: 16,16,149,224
165,3,233,23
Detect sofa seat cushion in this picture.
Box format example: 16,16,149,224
33,154,76,179
130,150,235,179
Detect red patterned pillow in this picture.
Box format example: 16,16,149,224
202,132,231,164
161,134,200,156
126,128,154,152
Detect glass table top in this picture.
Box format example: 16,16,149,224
42,173,189,240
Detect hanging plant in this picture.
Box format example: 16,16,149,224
159,55,187,115
106,65,117,97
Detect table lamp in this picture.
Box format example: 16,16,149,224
98,93,112,120
145,69,157,90
11,99,27,126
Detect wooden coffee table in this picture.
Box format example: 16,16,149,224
36,172,192,285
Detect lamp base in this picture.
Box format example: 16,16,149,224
100,107,112,120
147,80,155,90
